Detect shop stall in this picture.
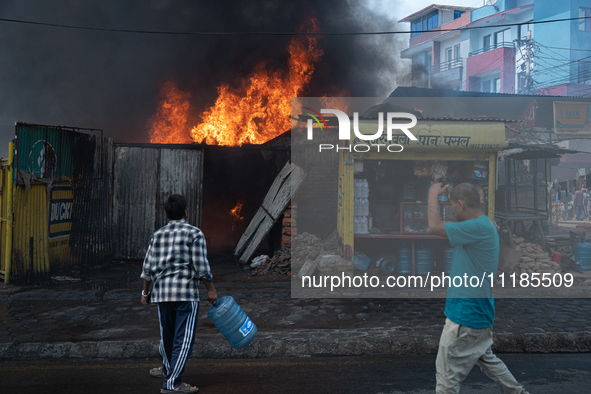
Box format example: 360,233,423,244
495,143,576,249
337,118,506,275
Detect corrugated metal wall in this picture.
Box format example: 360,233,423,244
112,147,160,259
0,164,6,279
11,184,51,283
6,125,204,282
112,145,203,259
10,123,112,284
157,149,203,230
15,123,75,180
69,135,114,267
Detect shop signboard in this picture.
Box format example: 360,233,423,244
554,101,591,138
48,185,74,240
352,120,505,151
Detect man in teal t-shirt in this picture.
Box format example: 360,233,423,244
428,182,529,394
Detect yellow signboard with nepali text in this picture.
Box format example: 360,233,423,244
351,120,506,151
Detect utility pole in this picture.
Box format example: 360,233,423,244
523,30,534,94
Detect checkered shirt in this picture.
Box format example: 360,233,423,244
140,219,213,303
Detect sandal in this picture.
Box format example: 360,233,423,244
150,366,166,378
161,382,199,393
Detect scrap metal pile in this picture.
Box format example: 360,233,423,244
249,232,344,278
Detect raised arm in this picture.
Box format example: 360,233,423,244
428,182,448,238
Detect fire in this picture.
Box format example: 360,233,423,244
190,18,323,146
413,105,424,114
148,81,192,144
230,200,244,231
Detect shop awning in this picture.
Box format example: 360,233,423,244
499,143,579,160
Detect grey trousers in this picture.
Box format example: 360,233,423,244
435,318,529,394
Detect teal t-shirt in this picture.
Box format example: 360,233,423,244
444,215,499,329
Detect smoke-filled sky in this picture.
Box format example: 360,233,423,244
0,0,428,157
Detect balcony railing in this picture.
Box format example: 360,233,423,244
468,42,514,58
431,58,463,74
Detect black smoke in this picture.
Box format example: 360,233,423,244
0,0,406,155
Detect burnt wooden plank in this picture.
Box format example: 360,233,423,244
234,162,294,256
235,162,307,264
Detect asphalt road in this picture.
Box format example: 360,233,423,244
1,354,590,393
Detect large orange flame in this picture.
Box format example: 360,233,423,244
190,19,323,146
148,81,192,144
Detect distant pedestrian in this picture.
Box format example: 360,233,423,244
560,189,567,205
428,182,529,394
141,194,218,394
574,187,584,221
584,189,589,219
560,201,566,220
568,202,575,221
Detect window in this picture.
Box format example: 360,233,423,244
454,10,463,19
493,78,501,93
580,7,591,32
454,44,460,61
483,35,491,52
482,79,491,93
427,12,438,30
494,29,510,47
578,61,591,84
446,48,453,63
410,11,439,37
411,20,421,37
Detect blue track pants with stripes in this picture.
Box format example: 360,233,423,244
158,301,199,390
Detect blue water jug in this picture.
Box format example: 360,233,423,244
207,296,257,349
397,247,412,274
353,252,372,272
415,243,433,275
376,257,396,275
443,247,454,274
575,237,591,271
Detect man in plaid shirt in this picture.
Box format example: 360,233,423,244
141,194,217,394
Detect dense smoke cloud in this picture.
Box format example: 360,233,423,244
0,0,405,155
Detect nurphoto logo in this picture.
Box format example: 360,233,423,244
305,108,418,153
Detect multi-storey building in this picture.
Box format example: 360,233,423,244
399,0,591,96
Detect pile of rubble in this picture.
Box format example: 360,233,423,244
513,235,565,275
249,232,345,278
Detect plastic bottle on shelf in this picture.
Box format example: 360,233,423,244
361,216,368,234
364,179,369,198
355,179,359,197
354,198,358,216
354,217,359,234
363,198,369,216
